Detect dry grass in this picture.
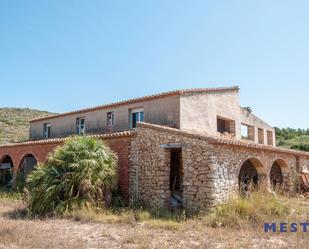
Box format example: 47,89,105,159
67,207,182,231
0,193,308,249
203,190,291,228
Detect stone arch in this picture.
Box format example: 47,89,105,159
0,155,14,187
238,157,266,193
18,154,38,179
270,159,289,190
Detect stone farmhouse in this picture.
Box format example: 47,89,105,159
0,86,308,210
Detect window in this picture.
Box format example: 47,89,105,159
76,117,85,135
130,108,144,128
267,131,274,146
106,111,114,126
217,116,236,135
258,128,264,144
241,124,255,141
43,123,51,138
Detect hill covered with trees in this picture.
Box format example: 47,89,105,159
275,127,309,152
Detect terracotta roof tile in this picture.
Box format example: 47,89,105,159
0,130,136,148
30,86,239,122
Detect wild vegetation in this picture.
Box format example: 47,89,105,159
204,190,290,228
275,127,309,151
0,188,308,249
0,108,54,144
26,136,118,216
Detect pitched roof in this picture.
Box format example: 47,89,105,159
0,130,135,148
30,86,239,122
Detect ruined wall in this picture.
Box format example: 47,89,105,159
299,157,309,173
179,90,275,147
240,108,275,146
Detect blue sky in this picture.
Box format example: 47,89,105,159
0,1,308,128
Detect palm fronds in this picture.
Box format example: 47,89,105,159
26,136,118,215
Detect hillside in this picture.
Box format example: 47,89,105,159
0,108,55,145
275,127,309,152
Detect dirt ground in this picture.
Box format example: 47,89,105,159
0,199,308,249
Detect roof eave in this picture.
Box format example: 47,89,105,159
29,86,239,123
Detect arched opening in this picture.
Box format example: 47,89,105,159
270,159,288,190
0,155,14,188
18,154,38,181
238,158,264,193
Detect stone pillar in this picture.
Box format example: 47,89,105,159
258,173,269,190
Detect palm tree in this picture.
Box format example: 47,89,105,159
26,136,118,215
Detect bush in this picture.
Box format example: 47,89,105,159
204,190,290,228
291,144,309,152
26,136,118,216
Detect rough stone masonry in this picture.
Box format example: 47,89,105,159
129,123,309,211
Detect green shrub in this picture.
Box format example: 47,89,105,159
291,144,309,152
26,136,118,216
204,190,290,228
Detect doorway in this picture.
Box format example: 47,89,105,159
169,149,183,207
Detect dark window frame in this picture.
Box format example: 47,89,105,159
43,123,51,138
76,117,86,135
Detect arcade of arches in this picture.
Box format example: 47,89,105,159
0,133,133,199
0,154,38,188
238,158,290,193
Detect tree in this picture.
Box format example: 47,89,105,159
26,136,118,215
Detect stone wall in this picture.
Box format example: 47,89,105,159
209,145,303,205
130,123,219,210
130,123,309,211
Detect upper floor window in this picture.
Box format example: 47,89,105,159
258,128,264,144
107,111,114,126
217,116,236,135
241,124,255,141
76,117,85,135
43,123,51,138
267,131,274,146
130,108,144,128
